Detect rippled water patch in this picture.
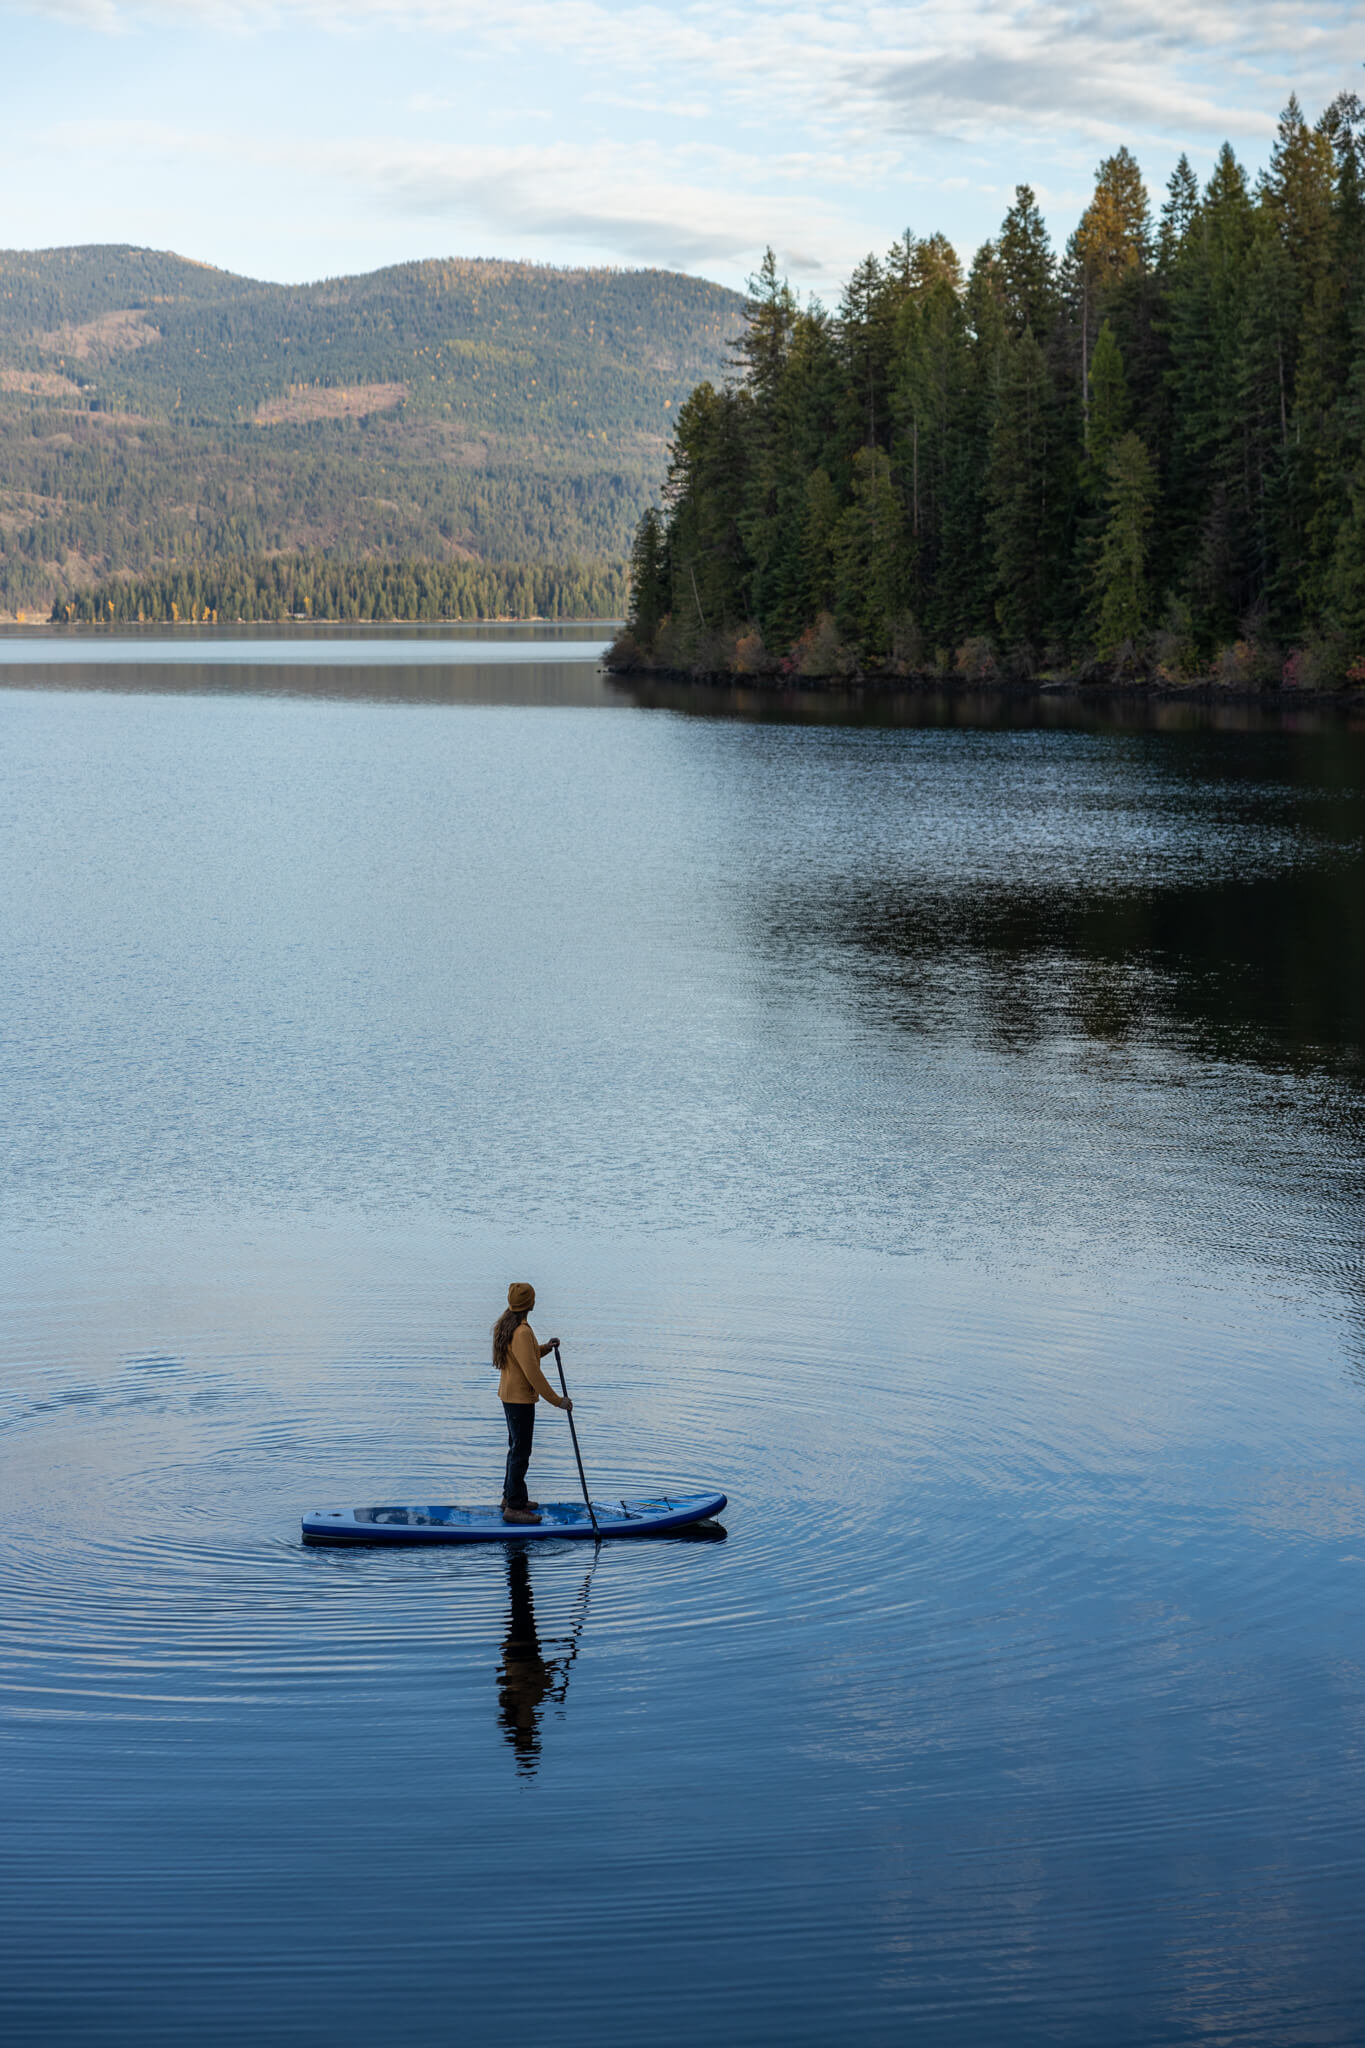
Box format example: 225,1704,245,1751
3,656,1365,2044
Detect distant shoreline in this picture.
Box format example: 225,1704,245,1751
0,615,623,630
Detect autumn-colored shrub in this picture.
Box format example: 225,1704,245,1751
1279,636,1355,689
792,612,858,678
953,636,999,683
732,625,775,675
1213,638,1278,689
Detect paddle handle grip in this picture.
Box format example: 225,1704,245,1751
553,1343,598,1534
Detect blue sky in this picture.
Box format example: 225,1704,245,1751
3,1,1361,293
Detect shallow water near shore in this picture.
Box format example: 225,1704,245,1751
3,626,1365,2045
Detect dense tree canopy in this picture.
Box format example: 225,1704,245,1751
621,93,1365,686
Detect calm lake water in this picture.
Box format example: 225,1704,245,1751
3,626,1364,2045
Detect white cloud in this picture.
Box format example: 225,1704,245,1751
15,0,1360,153
9,0,1361,286
364,138,812,268
20,0,124,20
40,118,871,281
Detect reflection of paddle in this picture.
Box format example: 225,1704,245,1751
547,1549,600,1706
552,1342,599,1535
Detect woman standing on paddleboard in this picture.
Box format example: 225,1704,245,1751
493,1282,571,1526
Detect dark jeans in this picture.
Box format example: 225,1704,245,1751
502,1400,536,1507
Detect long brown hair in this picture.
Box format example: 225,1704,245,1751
492,1307,526,1371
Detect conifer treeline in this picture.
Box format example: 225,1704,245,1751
55,553,625,624
618,95,1365,686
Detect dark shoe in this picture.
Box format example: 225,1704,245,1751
502,1506,542,1525
500,1498,539,1509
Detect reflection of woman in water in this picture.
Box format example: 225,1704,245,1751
497,1548,595,1774
492,1281,571,1526
498,1549,552,1770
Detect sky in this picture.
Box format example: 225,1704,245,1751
2,0,1361,295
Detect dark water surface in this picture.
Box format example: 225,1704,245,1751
3,629,1364,2045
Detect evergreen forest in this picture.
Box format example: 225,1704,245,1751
618,94,1365,689
58,554,624,625
0,247,739,618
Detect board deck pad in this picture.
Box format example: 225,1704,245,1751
301,1491,727,1543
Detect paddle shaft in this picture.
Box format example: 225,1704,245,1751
553,1343,598,1533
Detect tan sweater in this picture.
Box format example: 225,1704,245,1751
498,1321,566,1407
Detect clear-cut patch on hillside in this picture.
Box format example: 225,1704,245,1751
255,383,408,426
0,370,84,396
36,309,161,360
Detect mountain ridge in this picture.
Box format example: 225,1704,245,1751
0,244,744,616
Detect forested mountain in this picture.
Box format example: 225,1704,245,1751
0,248,741,615
620,93,1365,688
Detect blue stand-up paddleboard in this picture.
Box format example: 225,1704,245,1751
302,1491,727,1544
